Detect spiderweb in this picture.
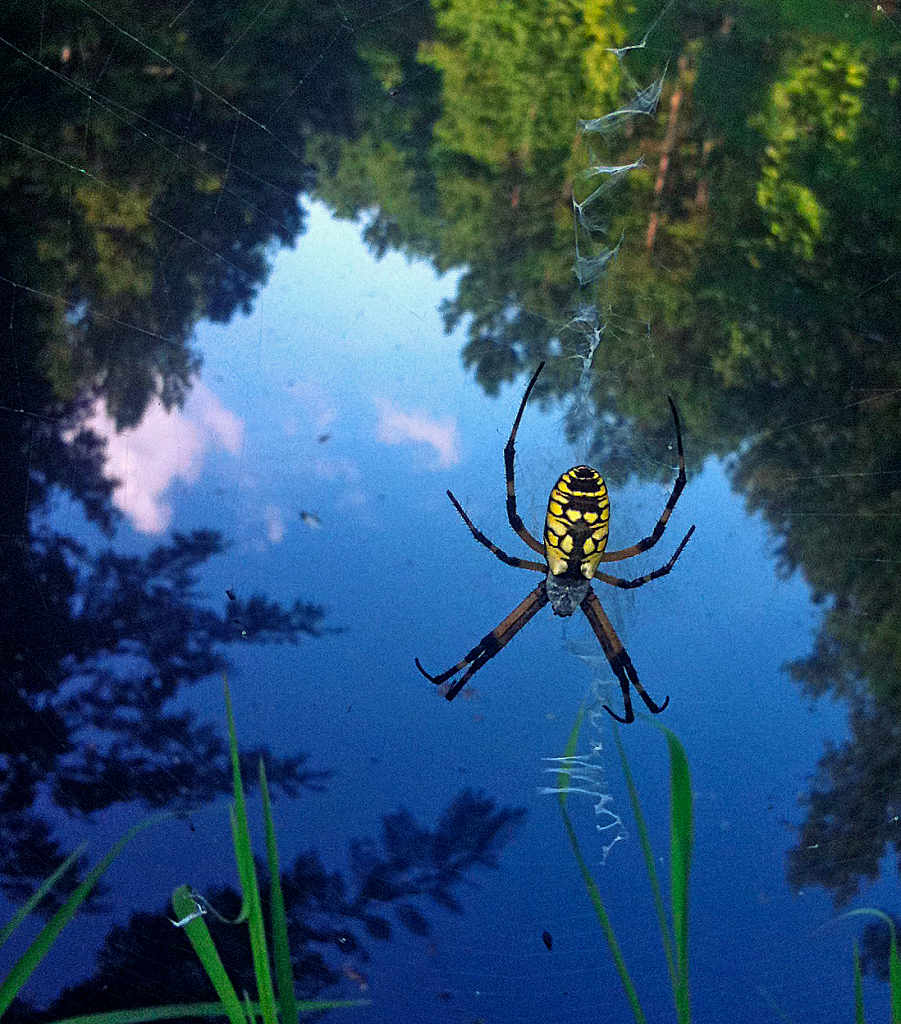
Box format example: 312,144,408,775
2,2,901,1024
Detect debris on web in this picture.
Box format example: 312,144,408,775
541,30,671,858
569,74,666,288
561,57,666,439
573,160,642,235
577,79,664,136
573,233,623,288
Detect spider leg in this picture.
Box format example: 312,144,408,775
415,583,549,699
446,490,545,572
593,525,695,589
580,589,669,724
601,395,691,563
503,362,547,556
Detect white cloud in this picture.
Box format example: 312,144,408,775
82,381,243,533
374,399,461,469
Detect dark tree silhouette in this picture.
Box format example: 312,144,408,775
0,523,335,904
0,315,335,908
7,790,525,1020
788,701,901,907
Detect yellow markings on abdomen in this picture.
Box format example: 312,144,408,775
543,466,609,579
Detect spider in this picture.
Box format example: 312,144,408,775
415,361,695,723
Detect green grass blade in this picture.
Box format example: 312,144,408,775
554,705,586,811
242,992,256,1024
294,1000,373,1012
223,681,278,1024
0,816,162,1017
611,726,676,989
49,1002,259,1024
841,908,901,1023
558,802,647,1024
222,679,249,927
754,986,797,1024
0,844,86,948
662,725,693,1024
853,940,864,1024
171,885,245,1024
259,759,298,1024
555,708,645,1024
890,925,901,1024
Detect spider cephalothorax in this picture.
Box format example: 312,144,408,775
415,362,695,723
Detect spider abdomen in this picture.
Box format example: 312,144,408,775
544,466,610,581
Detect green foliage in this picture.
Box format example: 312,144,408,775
0,680,367,1024
559,718,901,1023
582,0,630,104
0,0,339,429
753,41,867,260
0,824,162,1018
556,712,693,1024
167,679,369,1024
422,0,592,169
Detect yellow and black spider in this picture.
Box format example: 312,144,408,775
415,361,695,723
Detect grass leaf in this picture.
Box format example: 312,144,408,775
662,725,693,1024
553,705,586,811
853,940,864,1024
223,681,278,1024
45,999,370,1024
555,709,645,1024
170,885,245,1024
558,798,647,1024
260,759,299,1024
0,844,86,949
0,817,162,1017
612,726,676,989
841,908,901,1024
558,712,694,1024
